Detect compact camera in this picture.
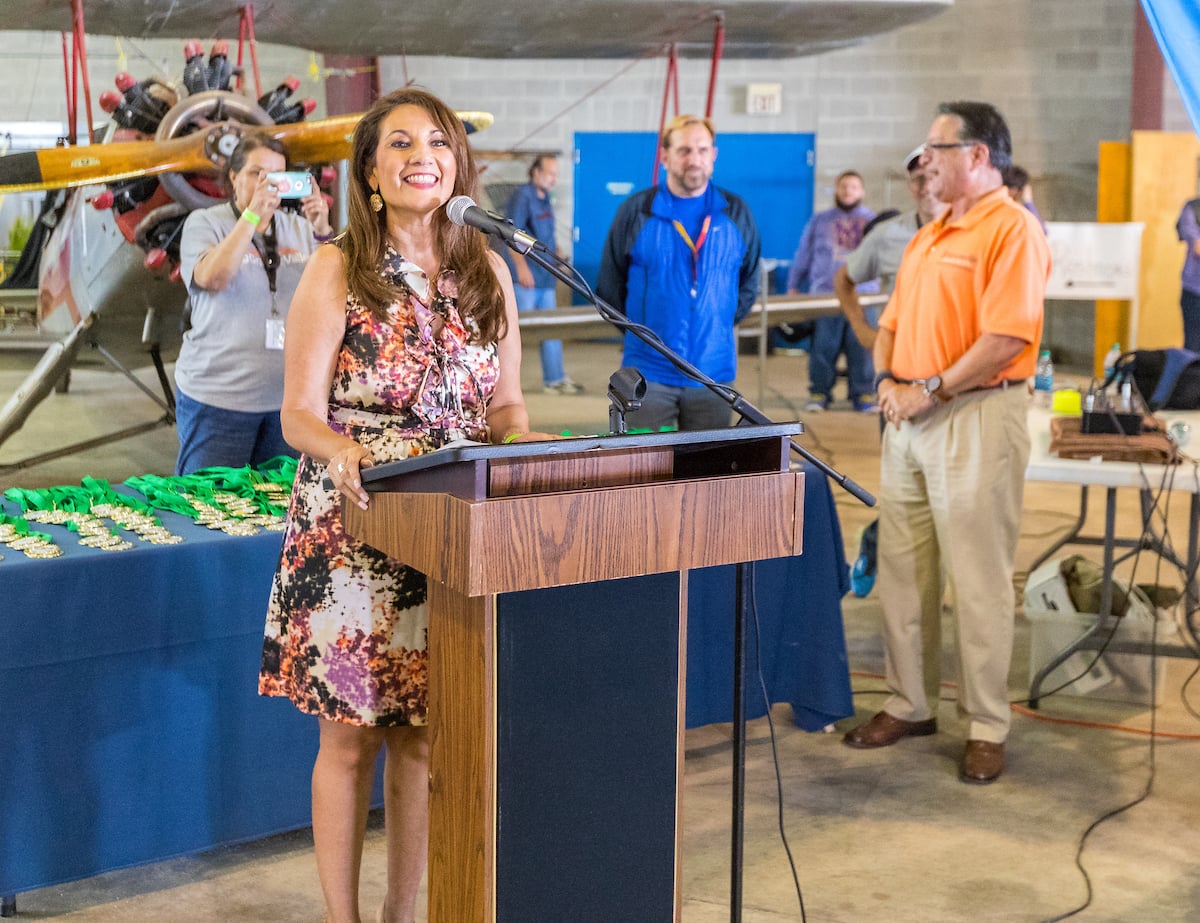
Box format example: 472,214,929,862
266,171,313,199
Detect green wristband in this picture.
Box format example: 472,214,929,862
241,209,262,226
502,432,523,444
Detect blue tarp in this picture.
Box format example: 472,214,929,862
1142,0,1200,136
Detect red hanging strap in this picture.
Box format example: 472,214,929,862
60,33,75,145
652,13,725,183
71,0,95,143
704,13,725,118
651,43,680,186
238,5,263,98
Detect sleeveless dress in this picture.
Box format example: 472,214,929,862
259,247,499,726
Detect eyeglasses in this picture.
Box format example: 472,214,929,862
925,141,978,151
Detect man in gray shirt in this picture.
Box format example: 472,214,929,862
833,144,942,597
833,145,943,353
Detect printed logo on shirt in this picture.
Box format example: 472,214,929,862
244,247,309,266
939,252,977,271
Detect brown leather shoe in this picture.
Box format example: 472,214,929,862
960,740,1004,784
842,710,937,749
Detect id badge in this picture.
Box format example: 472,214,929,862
265,317,286,350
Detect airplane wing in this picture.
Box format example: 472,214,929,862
0,1,950,59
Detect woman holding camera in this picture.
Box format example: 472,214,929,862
174,130,333,474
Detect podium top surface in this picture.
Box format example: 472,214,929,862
358,422,802,490
341,420,808,593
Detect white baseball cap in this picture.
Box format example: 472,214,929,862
904,145,926,171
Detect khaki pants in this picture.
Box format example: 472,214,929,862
877,385,1029,742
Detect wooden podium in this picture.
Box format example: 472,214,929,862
342,424,805,923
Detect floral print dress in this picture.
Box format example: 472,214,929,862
260,247,499,726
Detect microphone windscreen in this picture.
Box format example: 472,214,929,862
445,195,476,227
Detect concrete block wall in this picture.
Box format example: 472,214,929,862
0,30,322,137
380,0,1136,238
375,0,1137,367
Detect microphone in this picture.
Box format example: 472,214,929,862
445,195,544,255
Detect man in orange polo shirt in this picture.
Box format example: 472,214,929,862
841,101,1050,785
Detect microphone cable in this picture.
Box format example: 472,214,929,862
746,566,808,923
1038,443,1179,922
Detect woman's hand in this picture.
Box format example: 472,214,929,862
246,171,283,225
301,189,333,237
500,430,563,444
325,442,375,510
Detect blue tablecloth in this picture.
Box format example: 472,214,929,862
686,463,853,731
0,464,851,896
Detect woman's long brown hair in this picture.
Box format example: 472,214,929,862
340,87,506,344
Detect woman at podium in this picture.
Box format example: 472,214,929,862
259,88,538,923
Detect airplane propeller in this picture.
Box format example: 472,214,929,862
0,109,497,194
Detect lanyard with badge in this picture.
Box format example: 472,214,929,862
231,202,285,350
672,215,711,298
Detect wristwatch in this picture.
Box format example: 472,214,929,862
921,374,950,402
874,370,897,390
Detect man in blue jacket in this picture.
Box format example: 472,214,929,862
597,114,761,431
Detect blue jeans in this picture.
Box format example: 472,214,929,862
516,285,566,385
174,389,296,475
808,315,875,401
1183,288,1200,352
623,380,733,432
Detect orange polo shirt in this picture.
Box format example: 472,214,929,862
878,187,1050,383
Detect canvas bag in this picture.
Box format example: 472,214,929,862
1110,349,1200,411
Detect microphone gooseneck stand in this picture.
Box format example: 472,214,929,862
494,218,875,923
518,241,876,507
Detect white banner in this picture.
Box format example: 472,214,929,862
1044,222,1143,301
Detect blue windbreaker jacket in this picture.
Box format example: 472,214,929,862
596,183,761,387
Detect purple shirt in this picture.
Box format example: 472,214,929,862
786,204,877,294
1178,200,1200,295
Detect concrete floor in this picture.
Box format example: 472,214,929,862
2,338,1200,922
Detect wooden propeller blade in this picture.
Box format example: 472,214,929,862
0,132,212,193
270,111,496,163
0,109,496,193
268,114,360,164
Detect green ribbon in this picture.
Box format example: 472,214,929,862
0,511,52,543
124,457,297,520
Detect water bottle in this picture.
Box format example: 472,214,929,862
1103,341,1122,382
1034,349,1054,409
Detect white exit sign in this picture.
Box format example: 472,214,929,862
746,83,782,115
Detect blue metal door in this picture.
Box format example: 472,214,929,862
572,131,815,302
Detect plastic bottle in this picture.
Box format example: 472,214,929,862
1033,349,1055,409
1103,341,1122,382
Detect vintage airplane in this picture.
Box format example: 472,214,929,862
0,0,950,470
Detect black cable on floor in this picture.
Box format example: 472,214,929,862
1039,452,1173,921
748,569,807,923
1039,610,1161,923
1181,659,1200,723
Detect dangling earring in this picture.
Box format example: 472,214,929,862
369,190,383,213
